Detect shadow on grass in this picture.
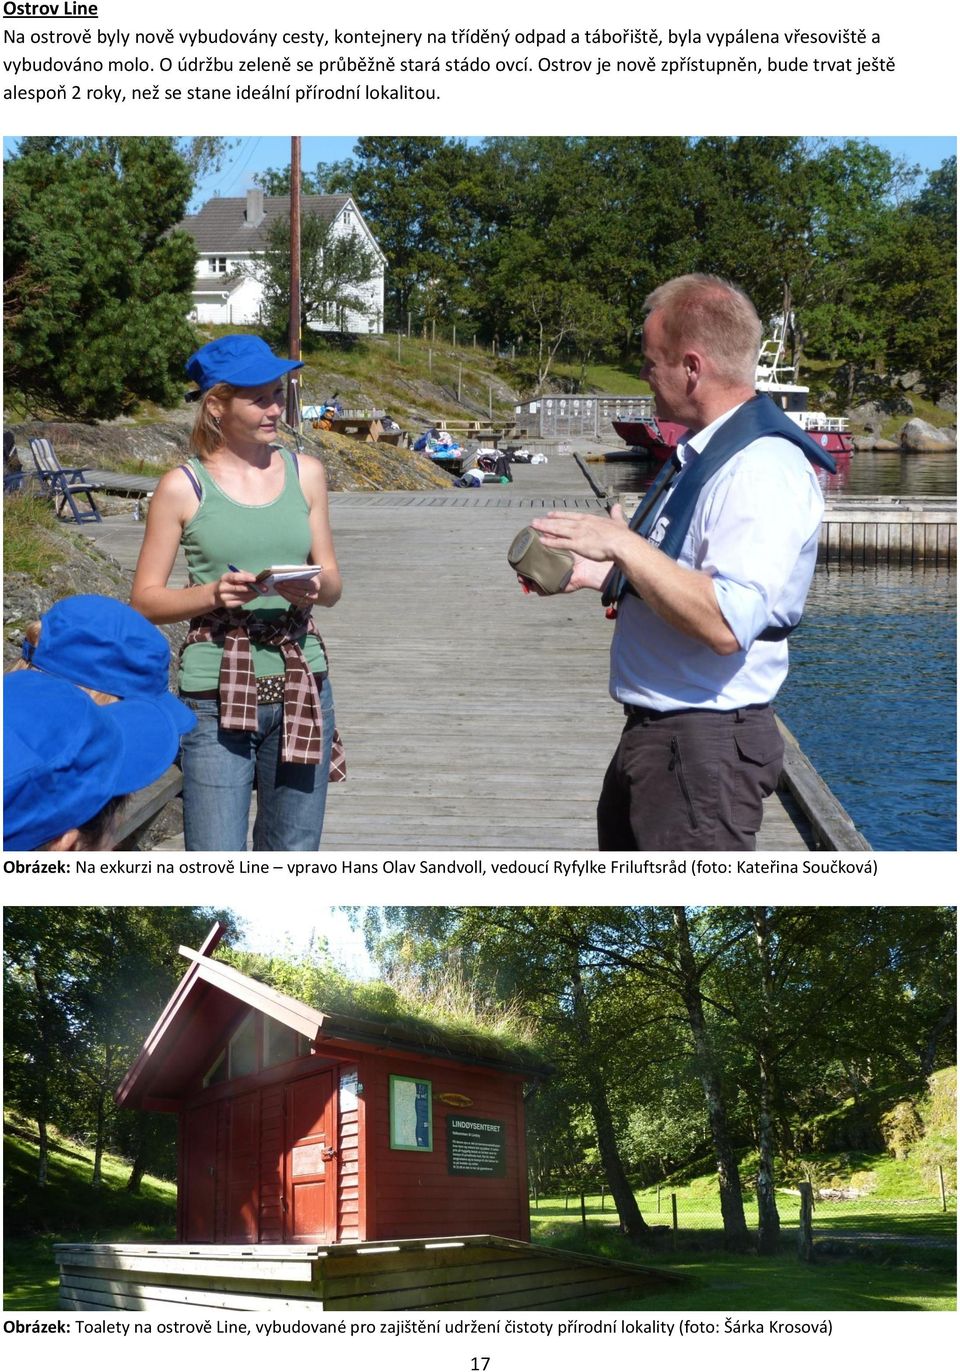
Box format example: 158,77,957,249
4,1237,69,1311
531,1222,957,1312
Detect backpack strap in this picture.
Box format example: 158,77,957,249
179,462,203,502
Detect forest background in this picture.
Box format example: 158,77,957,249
4,136,956,419
4,905,954,1244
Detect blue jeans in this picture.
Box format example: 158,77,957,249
180,677,335,851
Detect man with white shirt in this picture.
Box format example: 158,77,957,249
531,274,832,850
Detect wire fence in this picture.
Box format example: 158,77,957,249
530,1177,957,1243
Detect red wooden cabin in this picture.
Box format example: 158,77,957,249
116,926,547,1248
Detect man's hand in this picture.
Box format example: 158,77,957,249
531,504,633,565
517,551,611,596
534,503,739,653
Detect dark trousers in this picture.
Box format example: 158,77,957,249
596,704,784,851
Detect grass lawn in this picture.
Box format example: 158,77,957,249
6,1117,954,1313
4,1121,177,1310
531,1221,956,1312
532,1150,957,1240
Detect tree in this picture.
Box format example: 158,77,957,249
365,906,653,1238
254,160,355,197
328,137,484,326
248,211,380,343
4,138,200,420
3,907,239,1190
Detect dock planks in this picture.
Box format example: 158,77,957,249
56,1235,680,1311
80,455,843,850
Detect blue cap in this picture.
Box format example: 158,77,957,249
185,335,303,391
3,673,191,851
22,595,196,736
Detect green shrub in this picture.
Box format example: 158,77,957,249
880,1100,924,1160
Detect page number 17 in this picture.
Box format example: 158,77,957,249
471,1360,490,1370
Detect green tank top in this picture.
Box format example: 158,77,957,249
179,449,327,692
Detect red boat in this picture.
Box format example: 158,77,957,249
612,411,688,461
612,318,854,463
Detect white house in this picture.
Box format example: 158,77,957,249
176,188,386,333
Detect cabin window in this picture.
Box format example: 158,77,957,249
263,1018,309,1069
227,1011,258,1080
203,1050,227,1089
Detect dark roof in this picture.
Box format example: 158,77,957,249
177,195,352,253
192,275,244,294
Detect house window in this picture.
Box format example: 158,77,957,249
202,1013,309,1088
227,1012,258,1080
263,1018,309,1070
203,1050,227,1089
208,257,227,274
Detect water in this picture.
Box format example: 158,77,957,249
593,447,957,848
599,450,957,498
776,568,956,850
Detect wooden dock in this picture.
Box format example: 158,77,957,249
80,455,870,851
819,495,955,567
55,1235,681,1312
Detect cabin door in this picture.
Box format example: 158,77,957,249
182,1101,219,1241
283,1069,338,1242
221,1090,261,1242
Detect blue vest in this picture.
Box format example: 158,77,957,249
602,394,835,638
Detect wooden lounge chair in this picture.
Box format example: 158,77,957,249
28,437,101,524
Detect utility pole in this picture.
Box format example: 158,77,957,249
286,135,302,429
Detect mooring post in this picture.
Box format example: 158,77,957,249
797,1182,815,1262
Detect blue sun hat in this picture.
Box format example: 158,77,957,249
21,595,196,735
186,335,303,391
3,673,186,850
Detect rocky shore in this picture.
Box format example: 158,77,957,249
6,412,453,493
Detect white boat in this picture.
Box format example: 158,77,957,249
755,316,853,459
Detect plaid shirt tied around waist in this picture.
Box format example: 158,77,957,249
183,607,345,778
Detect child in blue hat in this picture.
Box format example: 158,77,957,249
15,594,195,733
4,673,186,850
131,335,344,852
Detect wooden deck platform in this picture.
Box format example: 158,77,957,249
819,495,955,567
79,455,870,851
55,1235,680,1312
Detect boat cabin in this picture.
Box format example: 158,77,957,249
116,926,547,1248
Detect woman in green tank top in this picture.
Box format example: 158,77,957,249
131,336,343,851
